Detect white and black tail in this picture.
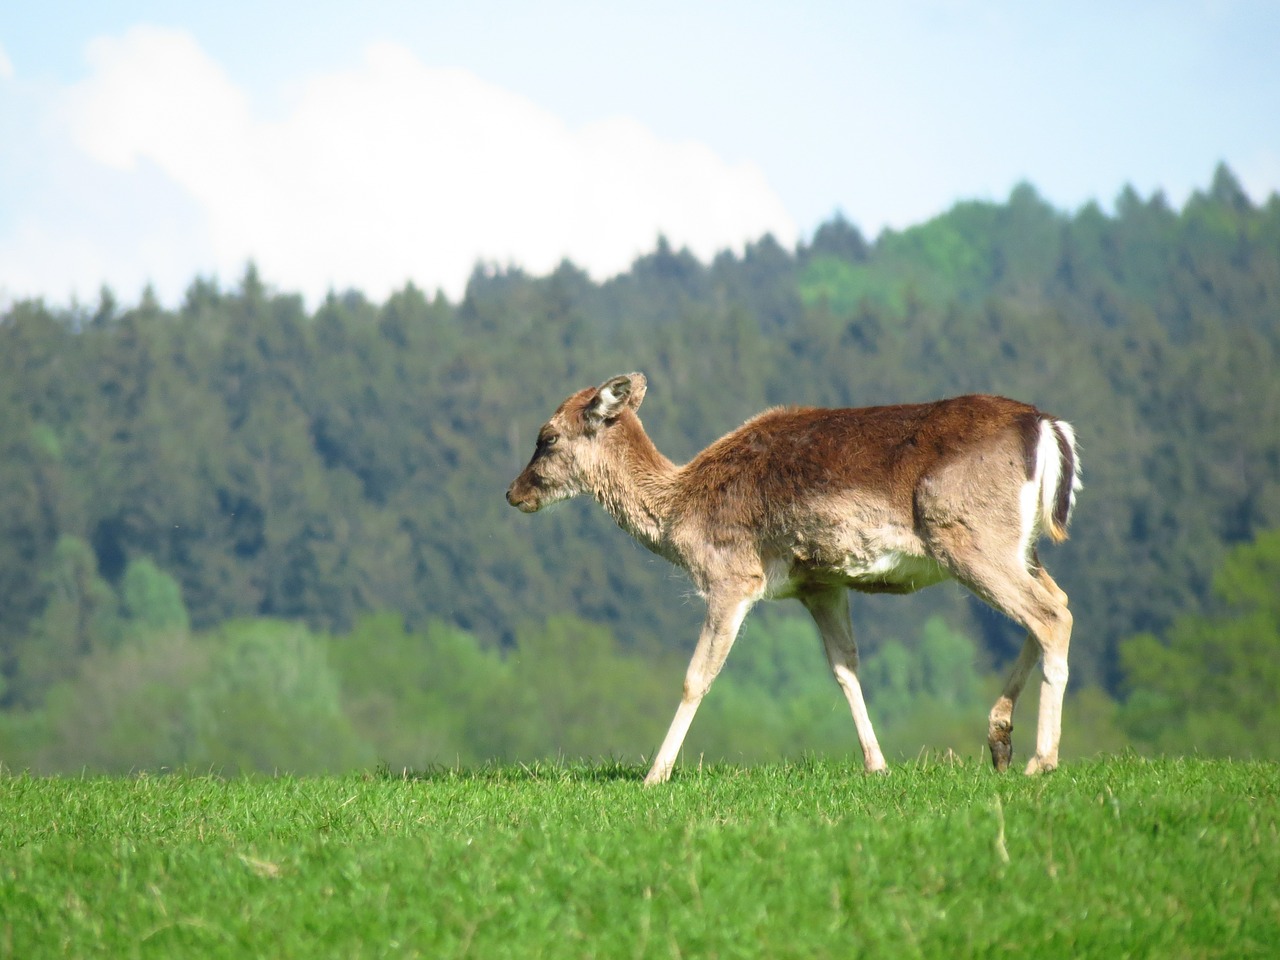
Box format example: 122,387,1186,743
1034,418,1082,543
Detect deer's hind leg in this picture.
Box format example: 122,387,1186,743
987,634,1040,771
929,530,1073,774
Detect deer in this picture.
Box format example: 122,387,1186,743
506,373,1081,785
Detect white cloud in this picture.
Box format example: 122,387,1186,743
56,26,795,304
0,42,13,80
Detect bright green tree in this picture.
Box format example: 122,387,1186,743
329,612,516,768
186,619,373,774
120,557,190,635
691,612,848,762
11,536,121,705
25,630,210,773
510,614,675,762
919,615,981,707
1119,530,1280,759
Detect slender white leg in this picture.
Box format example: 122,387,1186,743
644,593,756,785
802,589,887,773
1026,606,1072,774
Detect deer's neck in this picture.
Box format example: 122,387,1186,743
590,415,678,554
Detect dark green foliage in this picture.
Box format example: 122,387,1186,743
1118,530,1280,758
1,168,1278,768
9,536,121,705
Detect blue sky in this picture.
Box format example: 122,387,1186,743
2,1,1277,307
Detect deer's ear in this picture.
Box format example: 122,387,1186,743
589,373,647,423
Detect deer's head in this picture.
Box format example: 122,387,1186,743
506,373,647,513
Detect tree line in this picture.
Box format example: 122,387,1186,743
3,529,1277,771
1,164,1278,771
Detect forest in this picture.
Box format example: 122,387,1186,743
1,163,1278,773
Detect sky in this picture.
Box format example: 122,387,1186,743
2,1,1278,308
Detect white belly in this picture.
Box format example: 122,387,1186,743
847,550,950,593
765,548,950,598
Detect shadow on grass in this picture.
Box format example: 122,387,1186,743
372,750,980,786
374,758,650,784
371,749,1174,789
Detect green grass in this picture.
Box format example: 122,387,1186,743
2,756,1277,958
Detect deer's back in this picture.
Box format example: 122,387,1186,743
673,395,1042,528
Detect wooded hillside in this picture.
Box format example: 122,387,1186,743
2,164,1277,771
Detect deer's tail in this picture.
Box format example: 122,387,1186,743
1035,417,1082,543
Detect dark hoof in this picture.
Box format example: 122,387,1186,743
989,725,1012,772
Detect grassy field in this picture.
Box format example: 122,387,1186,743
1,755,1276,958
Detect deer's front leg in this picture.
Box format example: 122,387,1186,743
800,587,887,773
644,590,757,785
